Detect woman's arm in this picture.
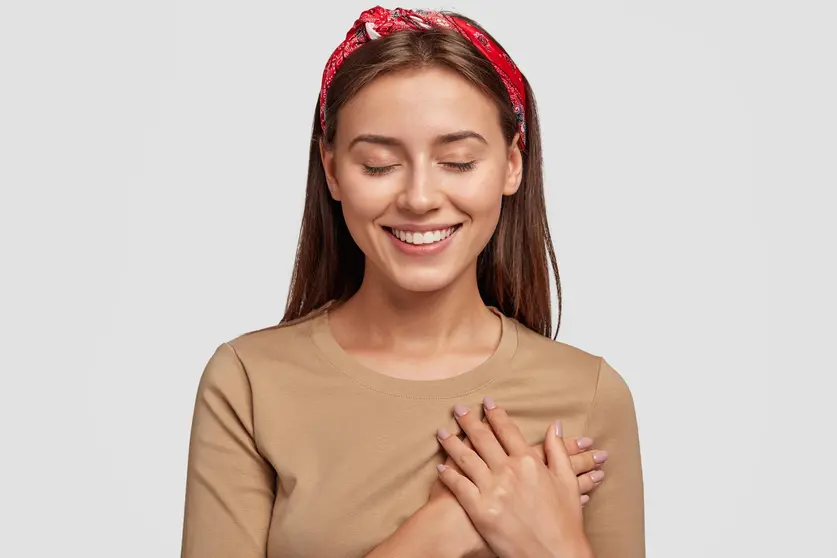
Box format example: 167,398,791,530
581,358,646,558
366,498,490,558
180,343,276,558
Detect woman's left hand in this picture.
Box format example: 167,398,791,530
436,397,594,558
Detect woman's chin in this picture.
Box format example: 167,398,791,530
387,268,460,294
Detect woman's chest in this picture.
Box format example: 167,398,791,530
259,388,591,558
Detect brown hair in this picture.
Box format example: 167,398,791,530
281,13,562,338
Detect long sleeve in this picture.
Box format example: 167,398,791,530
582,358,646,558
181,343,276,558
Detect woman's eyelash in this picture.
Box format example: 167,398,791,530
442,161,477,172
361,161,477,176
362,165,397,176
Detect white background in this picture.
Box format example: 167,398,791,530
2,0,835,556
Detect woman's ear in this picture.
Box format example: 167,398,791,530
319,139,341,201
503,133,524,196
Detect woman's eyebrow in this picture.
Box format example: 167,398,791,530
347,130,488,150
348,134,402,149
435,130,487,145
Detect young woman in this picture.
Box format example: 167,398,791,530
181,6,644,558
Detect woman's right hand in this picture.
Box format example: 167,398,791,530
426,431,608,558
430,430,608,506
368,425,608,558
436,402,595,558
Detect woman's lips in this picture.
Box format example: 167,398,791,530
383,224,462,255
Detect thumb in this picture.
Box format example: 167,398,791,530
544,419,574,479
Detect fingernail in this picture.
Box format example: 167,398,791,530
593,450,609,464
453,404,470,417
437,428,451,440
577,437,594,450
437,463,446,473
554,419,563,437
580,494,590,506
590,470,605,483
483,396,496,410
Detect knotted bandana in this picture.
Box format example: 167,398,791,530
319,6,527,149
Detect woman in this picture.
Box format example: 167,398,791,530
181,6,644,558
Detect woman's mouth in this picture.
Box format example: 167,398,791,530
385,225,460,245
382,224,462,255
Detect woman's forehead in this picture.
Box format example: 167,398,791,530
338,67,501,144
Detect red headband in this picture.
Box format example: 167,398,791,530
319,6,527,149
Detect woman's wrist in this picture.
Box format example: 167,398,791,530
548,538,594,558
366,499,483,558
416,498,488,557
564,539,594,558
508,535,592,558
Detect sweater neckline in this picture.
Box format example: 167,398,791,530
309,305,518,399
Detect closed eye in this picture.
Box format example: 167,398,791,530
362,164,398,176
362,161,477,175
441,161,477,172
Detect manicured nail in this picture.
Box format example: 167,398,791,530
580,494,590,505
437,464,446,473
590,470,605,483
483,396,496,410
453,404,470,418
577,437,594,450
593,450,609,464
437,428,451,440
554,419,563,437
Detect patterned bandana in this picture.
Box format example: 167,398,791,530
319,6,527,149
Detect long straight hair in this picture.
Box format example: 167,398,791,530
281,13,562,338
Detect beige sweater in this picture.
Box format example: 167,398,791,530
180,307,645,557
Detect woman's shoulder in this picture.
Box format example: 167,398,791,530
215,306,329,368
510,319,633,398
511,320,601,370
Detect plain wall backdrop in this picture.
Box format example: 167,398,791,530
1,0,835,556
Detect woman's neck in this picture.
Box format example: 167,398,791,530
329,264,498,356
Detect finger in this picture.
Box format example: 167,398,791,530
433,439,471,499
447,435,474,473
437,427,491,486
581,494,591,506
437,463,480,510
534,437,592,463
577,469,606,496
533,444,546,463
569,436,595,455
453,404,508,469
443,438,478,475
481,397,531,456
570,448,609,476
444,454,461,474
544,419,575,479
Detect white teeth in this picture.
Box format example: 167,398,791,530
390,226,457,246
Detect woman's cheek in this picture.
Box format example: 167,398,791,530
341,180,395,218
449,177,506,218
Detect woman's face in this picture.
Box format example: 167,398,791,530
321,66,523,293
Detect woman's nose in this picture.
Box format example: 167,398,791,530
396,165,443,214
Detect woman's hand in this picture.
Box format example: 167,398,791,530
429,431,608,507
427,436,604,558
369,408,604,558
436,398,594,558
426,415,607,558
